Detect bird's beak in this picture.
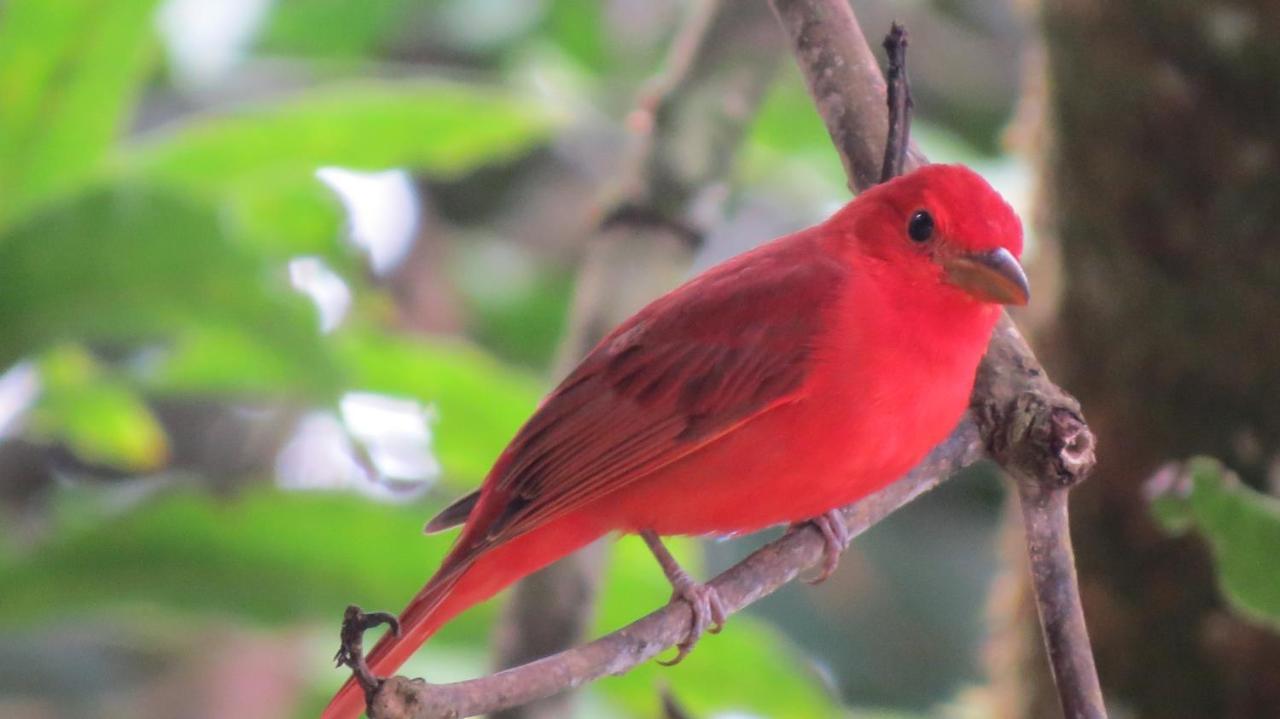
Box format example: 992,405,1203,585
941,247,1030,306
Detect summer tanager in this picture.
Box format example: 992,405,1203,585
324,164,1028,719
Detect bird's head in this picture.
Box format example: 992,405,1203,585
839,163,1029,307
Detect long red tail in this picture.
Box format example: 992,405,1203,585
322,511,605,719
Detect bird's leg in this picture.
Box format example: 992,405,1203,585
640,529,727,666
790,509,852,585
334,604,401,700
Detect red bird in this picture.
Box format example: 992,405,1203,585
324,164,1028,719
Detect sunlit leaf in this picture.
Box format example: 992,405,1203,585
122,80,559,187
30,346,169,471
0,184,340,397
118,80,559,263
0,0,161,227
227,170,353,265
1150,457,1280,630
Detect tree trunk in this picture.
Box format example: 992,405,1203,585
1025,1,1280,716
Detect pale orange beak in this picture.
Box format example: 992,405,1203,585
941,247,1030,306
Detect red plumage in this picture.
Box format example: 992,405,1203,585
324,164,1026,719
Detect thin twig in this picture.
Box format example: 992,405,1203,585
335,606,401,703
768,0,927,192
880,23,913,182
1016,487,1106,719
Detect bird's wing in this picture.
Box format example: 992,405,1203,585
459,240,847,552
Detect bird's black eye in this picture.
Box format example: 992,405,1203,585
907,210,934,243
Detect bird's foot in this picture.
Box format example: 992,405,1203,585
335,604,401,698
793,509,852,585
640,529,727,666
660,574,728,666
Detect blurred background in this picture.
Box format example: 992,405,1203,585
1,1,1278,718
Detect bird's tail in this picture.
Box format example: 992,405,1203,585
321,511,604,719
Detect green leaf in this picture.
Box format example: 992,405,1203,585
119,80,560,261
155,324,544,486
122,80,559,186
0,0,161,227
0,184,340,397
594,537,846,718
335,331,542,486
151,324,326,398
225,169,351,264
542,0,608,71
259,0,426,60
1150,457,1280,630
30,345,169,471
0,487,483,631
746,68,848,185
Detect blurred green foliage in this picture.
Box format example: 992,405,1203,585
0,0,559,479
0,487,844,717
0,1,851,717
30,345,169,471
0,0,162,225
122,81,559,261
0,186,335,389
1150,457,1280,631
261,0,426,60
334,332,540,485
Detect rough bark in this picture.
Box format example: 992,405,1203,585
1026,1,1280,717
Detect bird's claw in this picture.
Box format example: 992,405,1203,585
639,529,728,665
793,509,852,585
660,580,727,666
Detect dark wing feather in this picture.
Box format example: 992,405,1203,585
423,489,480,533
469,241,847,546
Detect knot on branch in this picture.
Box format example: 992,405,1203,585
1050,406,1095,480
975,389,1096,493
370,677,443,719
970,316,1097,494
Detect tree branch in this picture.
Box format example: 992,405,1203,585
776,2,1103,714
357,2,1102,717
368,425,986,719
